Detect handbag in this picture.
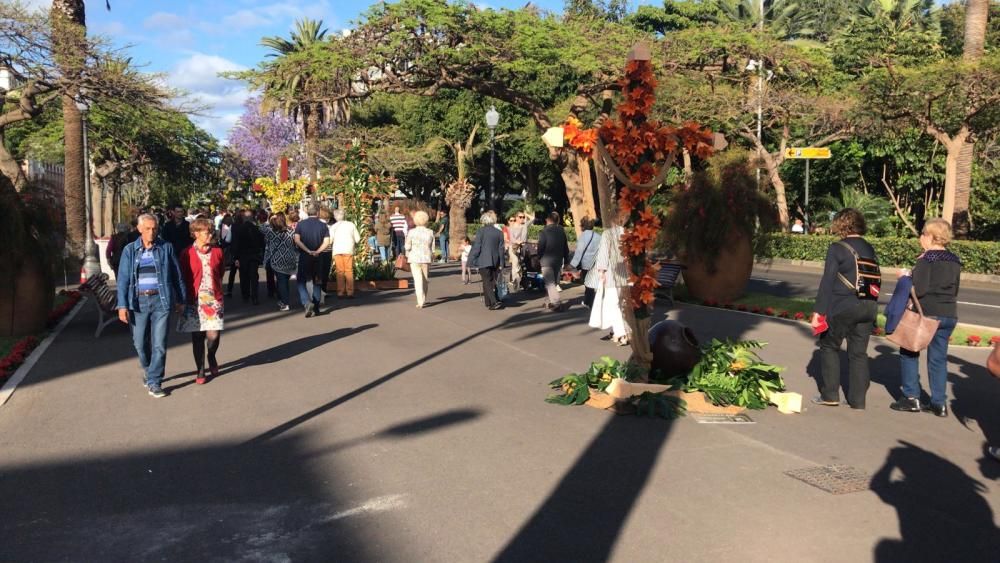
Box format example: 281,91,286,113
394,253,410,272
886,288,940,352
496,276,509,301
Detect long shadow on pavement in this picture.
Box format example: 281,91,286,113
0,408,482,561
870,440,1000,561
492,303,767,561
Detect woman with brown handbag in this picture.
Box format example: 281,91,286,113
889,219,962,417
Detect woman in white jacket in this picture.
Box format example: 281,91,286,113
586,225,630,346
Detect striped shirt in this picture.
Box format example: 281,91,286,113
136,248,158,292
389,213,408,234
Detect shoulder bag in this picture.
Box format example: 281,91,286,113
394,253,410,272
886,287,940,353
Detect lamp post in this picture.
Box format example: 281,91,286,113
76,99,101,279
485,105,499,212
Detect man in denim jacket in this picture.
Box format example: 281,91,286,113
116,214,186,398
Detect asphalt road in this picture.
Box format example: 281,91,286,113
750,263,1000,327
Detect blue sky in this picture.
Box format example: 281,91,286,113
22,0,576,142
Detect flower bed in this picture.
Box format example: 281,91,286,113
0,290,81,385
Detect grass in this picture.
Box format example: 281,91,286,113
668,284,1000,347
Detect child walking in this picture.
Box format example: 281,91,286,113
460,237,473,284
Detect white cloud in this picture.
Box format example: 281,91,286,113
144,12,187,30
166,53,251,142
216,1,337,31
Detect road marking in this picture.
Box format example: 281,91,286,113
883,293,1000,310
753,278,1000,310
324,494,408,522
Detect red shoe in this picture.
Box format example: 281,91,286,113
195,375,207,385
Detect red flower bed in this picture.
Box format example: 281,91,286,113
750,306,762,314
763,307,775,316
794,312,806,321
48,290,82,327
736,304,748,312
872,327,886,336
0,336,40,384
992,336,1000,347
967,335,982,346
778,310,790,318
1,290,81,385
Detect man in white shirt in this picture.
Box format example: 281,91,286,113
330,208,361,298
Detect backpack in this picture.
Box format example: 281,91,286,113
836,241,881,300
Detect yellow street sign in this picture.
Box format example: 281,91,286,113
785,147,831,159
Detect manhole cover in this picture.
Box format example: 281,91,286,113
784,464,871,495
690,413,755,424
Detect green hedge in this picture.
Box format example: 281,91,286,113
758,233,1000,275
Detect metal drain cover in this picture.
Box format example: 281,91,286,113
690,413,755,424
785,464,871,495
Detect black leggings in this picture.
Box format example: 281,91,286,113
191,331,221,371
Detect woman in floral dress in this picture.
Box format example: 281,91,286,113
179,218,225,384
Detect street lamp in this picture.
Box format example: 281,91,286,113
485,105,499,212
76,99,101,279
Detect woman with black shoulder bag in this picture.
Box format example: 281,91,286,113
810,208,881,409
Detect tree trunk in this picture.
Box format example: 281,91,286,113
51,0,88,258
951,0,990,237
561,155,589,237
449,204,467,261
302,104,319,181
942,139,962,221
0,136,28,190
578,155,596,225
952,142,974,237
62,95,86,257
522,164,539,224
760,151,790,231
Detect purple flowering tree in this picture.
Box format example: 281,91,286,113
224,96,303,183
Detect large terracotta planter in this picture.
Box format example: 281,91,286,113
681,231,753,302
0,254,54,337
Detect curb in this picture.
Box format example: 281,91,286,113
0,297,87,408
755,257,1000,284
673,301,997,350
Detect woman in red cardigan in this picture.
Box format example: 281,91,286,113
178,218,225,384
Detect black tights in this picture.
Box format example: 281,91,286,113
191,331,221,372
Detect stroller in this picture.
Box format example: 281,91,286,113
517,242,545,291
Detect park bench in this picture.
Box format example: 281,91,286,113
656,260,685,306
79,273,119,338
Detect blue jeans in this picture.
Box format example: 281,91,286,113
129,293,170,387
275,272,290,305
297,276,322,307
438,234,449,261
900,316,957,407
378,246,389,262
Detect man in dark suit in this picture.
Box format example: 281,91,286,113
231,209,265,304
536,212,570,311
469,211,507,310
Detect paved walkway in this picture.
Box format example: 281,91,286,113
1,264,998,561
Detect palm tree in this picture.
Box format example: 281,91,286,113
714,0,816,40
49,0,111,259
260,19,346,180
856,0,939,32
949,0,990,237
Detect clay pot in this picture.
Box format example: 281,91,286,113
682,230,753,302
0,253,54,337
648,320,701,378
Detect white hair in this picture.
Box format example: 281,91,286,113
480,211,497,226
137,214,158,226
333,209,346,221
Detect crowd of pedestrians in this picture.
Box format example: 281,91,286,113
108,196,993,475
